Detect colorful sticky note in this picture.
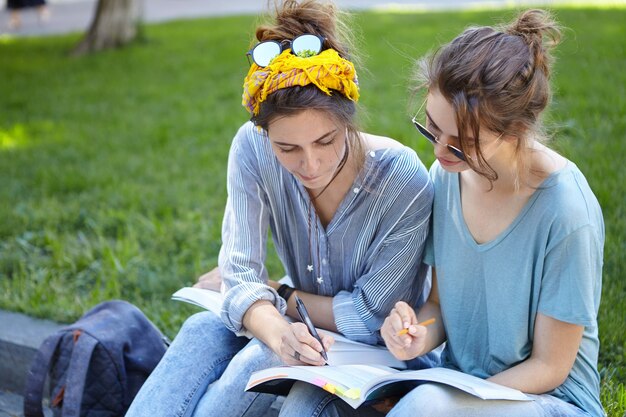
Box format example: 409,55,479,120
323,383,336,395
343,388,361,399
312,378,326,388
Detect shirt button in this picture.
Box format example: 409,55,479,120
369,151,376,157
353,187,360,194
322,258,327,265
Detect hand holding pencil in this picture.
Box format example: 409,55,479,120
396,317,436,336
380,301,436,361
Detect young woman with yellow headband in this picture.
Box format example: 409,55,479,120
126,1,437,416
281,9,604,417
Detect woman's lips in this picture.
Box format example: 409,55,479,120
298,173,321,182
437,157,462,167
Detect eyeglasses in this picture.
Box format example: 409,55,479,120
411,100,466,161
247,33,325,67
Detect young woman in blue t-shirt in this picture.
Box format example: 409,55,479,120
378,9,604,417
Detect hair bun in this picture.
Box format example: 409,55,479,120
255,0,357,64
506,9,560,45
505,9,561,76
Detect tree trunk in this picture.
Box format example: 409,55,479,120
73,0,143,56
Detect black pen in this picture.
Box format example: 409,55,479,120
294,295,329,362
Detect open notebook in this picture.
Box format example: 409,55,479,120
246,365,531,409
171,286,406,369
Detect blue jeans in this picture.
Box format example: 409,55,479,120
126,311,282,417
279,351,440,417
386,383,591,417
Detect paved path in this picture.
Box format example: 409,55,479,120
2,0,622,38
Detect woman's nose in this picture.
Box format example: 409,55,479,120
301,150,321,172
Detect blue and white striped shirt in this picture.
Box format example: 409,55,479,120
219,122,433,344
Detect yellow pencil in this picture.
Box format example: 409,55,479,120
397,318,436,336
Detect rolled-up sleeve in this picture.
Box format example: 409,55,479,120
333,164,433,344
218,124,286,335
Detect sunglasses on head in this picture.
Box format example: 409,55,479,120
247,33,326,67
411,100,467,161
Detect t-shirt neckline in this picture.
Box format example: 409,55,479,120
452,161,571,250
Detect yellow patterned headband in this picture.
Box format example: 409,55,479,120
242,48,360,116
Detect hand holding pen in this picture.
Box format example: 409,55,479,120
293,295,329,364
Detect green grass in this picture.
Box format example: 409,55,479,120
1,7,624,416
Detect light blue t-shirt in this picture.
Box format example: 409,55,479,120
424,161,605,417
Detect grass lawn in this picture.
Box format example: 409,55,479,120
1,6,624,416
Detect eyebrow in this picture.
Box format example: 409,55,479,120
424,110,449,137
272,129,338,147
425,110,475,141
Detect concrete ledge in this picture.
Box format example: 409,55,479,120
0,310,64,394
0,389,52,417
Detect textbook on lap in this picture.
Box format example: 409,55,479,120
245,365,531,409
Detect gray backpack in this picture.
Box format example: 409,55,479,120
23,300,169,417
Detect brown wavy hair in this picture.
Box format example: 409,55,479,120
412,9,561,187
252,0,366,175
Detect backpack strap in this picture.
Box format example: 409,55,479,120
61,332,98,417
23,332,64,417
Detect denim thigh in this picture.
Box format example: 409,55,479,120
386,383,591,417
193,337,284,417
126,311,248,417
